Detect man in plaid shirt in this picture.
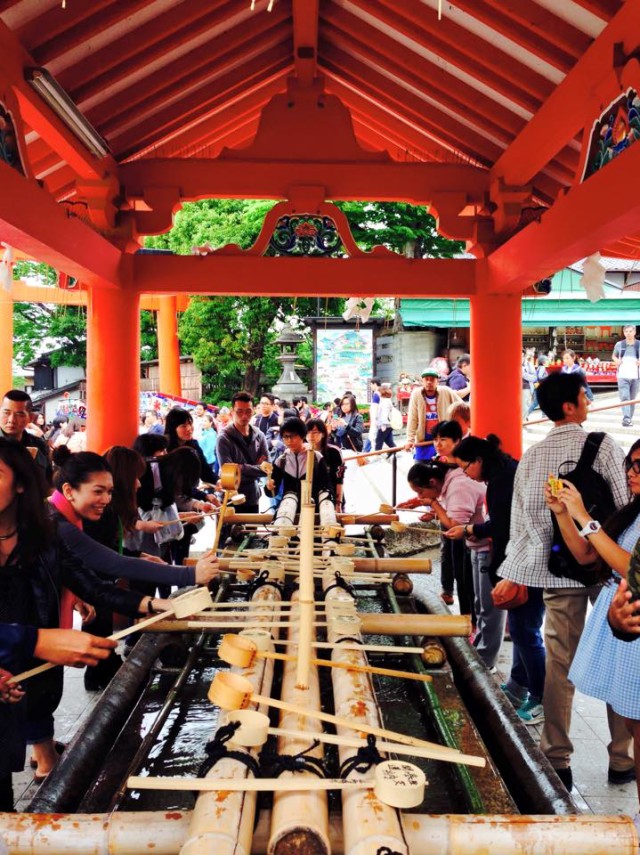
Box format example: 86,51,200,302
499,372,633,790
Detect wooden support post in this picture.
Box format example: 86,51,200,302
157,295,182,397
86,288,140,452
0,285,13,397
470,286,522,458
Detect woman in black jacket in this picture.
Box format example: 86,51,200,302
444,434,518,670
0,441,175,786
165,407,218,487
334,395,364,453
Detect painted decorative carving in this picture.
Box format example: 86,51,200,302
268,214,342,256
581,88,640,182
0,103,25,175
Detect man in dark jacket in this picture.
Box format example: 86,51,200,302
0,389,51,482
216,391,270,513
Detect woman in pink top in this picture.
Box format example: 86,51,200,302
398,460,486,616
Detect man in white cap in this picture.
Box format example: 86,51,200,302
404,367,462,461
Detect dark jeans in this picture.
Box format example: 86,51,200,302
375,427,394,451
440,539,475,618
507,586,546,702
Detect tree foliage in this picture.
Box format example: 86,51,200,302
10,200,461,398
147,198,461,399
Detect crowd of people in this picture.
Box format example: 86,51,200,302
400,364,640,835
5,349,640,829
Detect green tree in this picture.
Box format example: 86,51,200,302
335,201,464,258
149,198,461,399
11,261,159,369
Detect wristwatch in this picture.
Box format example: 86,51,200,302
578,520,602,538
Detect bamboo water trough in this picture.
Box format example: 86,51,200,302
4,495,637,854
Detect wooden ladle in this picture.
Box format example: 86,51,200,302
127,758,427,808
223,708,484,769
218,633,431,684
208,671,448,751
8,586,214,685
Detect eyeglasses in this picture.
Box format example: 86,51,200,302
626,459,640,475
461,460,473,473
233,408,253,415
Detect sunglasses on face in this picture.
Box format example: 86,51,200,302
626,459,640,475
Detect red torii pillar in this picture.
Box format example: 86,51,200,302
470,287,522,459
157,295,182,398
0,289,13,397
86,288,140,452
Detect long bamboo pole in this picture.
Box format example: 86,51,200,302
296,500,316,690
269,589,330,855
146,613,471,637
203,556,432,573
179,584,282,855
1,812,636,854
322,573,410,854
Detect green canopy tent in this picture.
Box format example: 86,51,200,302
400,269,640,328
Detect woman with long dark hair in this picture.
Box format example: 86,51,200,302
0,441,179,788
548,438,640,799
444,434,517,671
81,447,166,689
165,408,218,487
334,395,364,452
305,417,344,508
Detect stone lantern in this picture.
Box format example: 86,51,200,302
271,323,308,400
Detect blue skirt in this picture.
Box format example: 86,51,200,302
570,579,640,719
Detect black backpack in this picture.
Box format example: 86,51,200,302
548,433,616,587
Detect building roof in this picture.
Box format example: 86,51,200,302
0,0,622,208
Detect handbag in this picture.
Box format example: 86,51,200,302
141,500,184,545
390,406,403,431
491,579,528,610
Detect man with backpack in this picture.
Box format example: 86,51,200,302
498,372,633,791
612,324,640,427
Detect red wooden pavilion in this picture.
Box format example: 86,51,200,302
1,0,639,456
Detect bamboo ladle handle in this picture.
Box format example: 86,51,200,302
8,587,214,685
209,672,454,753
219,636,431,683
128,758,428,808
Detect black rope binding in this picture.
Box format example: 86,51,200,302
376,848,404,855
244,568,283,599
324,570,355,597
260,739,326,778
197,721,261,780
339,734,384,779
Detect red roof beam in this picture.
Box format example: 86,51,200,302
128,253,478,298
0,159,123,289
348,0,553,113
322,7,524,140
486,141,640,293
320,49,503,167
112,54,290,160
62,0,249,104
121,157,488,209
292,0,319,87
492,0,640,187
25,0,151,67
447,0,590,74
